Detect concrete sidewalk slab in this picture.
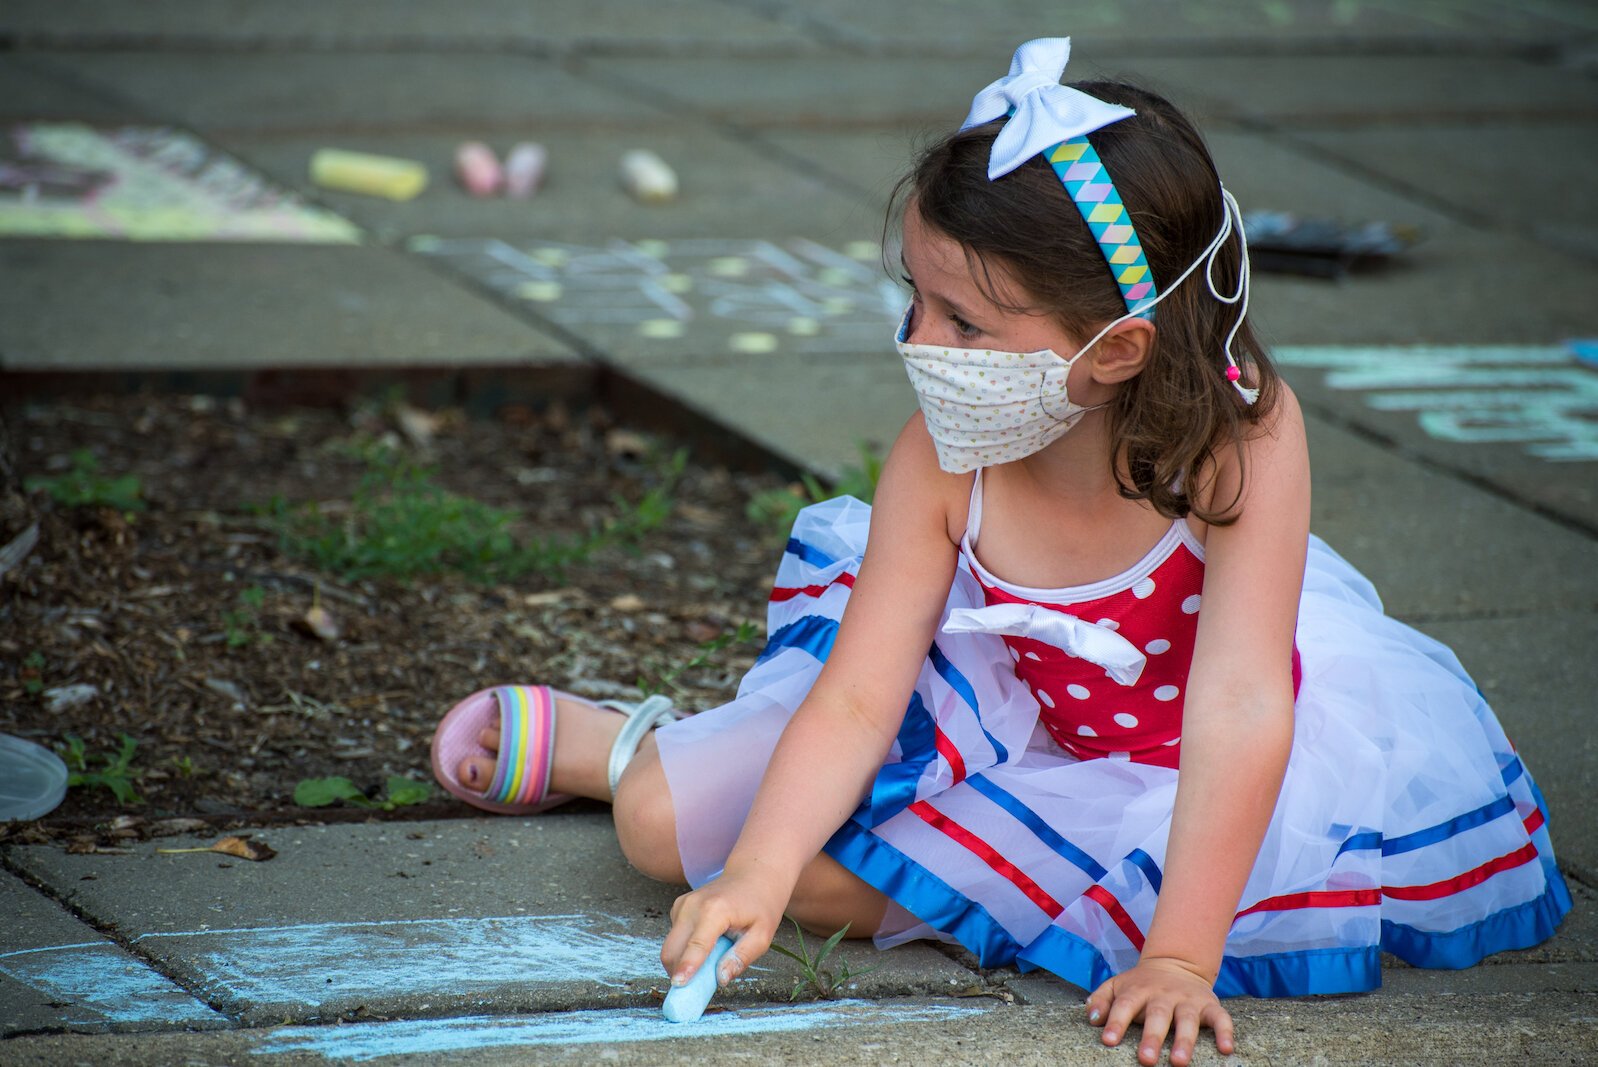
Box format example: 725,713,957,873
1301,411,1598,619
30,51,667,137
0,0,815,54
0,241,576,371
1281,347,1598,530
0,55,150,124
3,816,976,1027
3,990,1596,1065
581,54,992,130
794,0,1598,52
0,868,225,1035
1122,54,1598,126
1299,121,1598,261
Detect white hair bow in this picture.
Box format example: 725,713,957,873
961,37,1137,181
943,603,1147,686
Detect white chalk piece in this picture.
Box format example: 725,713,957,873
662,936,735,1023
309,149,428,201
619,149,678,203
787,317,819,336
729,332,778,354
503,142,548,199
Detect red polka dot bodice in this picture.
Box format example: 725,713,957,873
960,470,1299,769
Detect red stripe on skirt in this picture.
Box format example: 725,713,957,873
1523,808,1545,836
769,573,856,602
1083,885,1146,952
1235,888,1382,919
1383,843,1539,902
933,725,968,784
910,801,1063,918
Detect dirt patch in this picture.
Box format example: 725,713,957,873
0,393,801,844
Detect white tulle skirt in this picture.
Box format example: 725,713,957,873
655,497,1570,997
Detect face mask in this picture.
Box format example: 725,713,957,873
896,302,1105,474
895,187,1253,475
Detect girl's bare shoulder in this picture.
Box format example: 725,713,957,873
879,411,974,548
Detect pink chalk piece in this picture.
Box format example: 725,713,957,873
503,142,548,199
454,141,502,197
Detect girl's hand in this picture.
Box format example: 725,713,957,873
660,865,789,991
1086,958,1236,1067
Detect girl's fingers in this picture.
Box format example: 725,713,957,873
1084,977,1114,1026
1100,988,1143,1047
1137,1003,1173,1066
722,924,772,984
1168,1005,1202,1067
1205,1002,1237,1054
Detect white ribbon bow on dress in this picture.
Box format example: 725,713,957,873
943,603,1147,686
960,36,1138,181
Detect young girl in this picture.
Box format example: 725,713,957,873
431,38,1570,1066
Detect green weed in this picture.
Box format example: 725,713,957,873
170,755,198,779
59,733,143,805
265,448,682,584
292,775,434,811
25,450,144,511
21,651,45,696
222,585,270,648
747,441,883,540
637,620,760,698
768,916,878,1000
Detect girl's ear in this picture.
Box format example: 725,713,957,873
1087,318,1155,385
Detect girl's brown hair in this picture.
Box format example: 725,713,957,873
890,79,1280,524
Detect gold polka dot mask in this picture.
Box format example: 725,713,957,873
895,302,1104,474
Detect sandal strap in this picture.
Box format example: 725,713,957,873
602,693,680,799
485,686,558,806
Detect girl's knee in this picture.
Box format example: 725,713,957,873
612,750,684,883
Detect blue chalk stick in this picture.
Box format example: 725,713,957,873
662,936,735,1023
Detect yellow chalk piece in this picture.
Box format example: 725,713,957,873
845,240,879,260
818,267,853,287
309,149,428,201
532,246,569,267
821,296,853,316
729,332,778,354
709,256,748,278
635,239,671,258
787,317,820,336
659,272,693,294
639,318,686,339
515,280,563,302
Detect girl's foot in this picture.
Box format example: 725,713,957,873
431,686,681,814
458,694,629,802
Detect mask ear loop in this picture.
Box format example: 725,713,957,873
1042,182,1256,420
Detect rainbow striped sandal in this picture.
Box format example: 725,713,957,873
430,685,680,814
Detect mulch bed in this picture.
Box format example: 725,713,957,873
0,393,799,848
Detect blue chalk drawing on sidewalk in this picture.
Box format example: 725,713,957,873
0,941,225,1028
253,1001,989,1060
137,914,663,1009
1277,345,1598,462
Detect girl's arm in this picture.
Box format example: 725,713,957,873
661,413,964,988
1090,385,1311,1067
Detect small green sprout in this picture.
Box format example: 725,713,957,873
768,916,879,1000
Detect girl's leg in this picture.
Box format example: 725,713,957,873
614,738,889,939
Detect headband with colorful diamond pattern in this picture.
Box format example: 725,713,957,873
1046,136,1156,317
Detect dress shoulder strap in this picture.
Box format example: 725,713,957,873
966,468,986,548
